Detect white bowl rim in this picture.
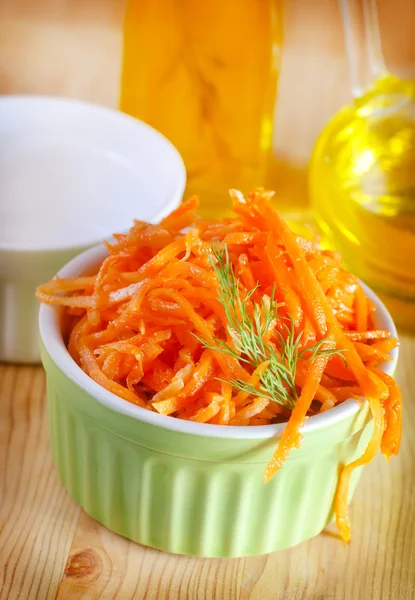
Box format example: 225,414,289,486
39,243,399,440
0,94,186,254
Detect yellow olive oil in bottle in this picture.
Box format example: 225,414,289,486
309,0,415,330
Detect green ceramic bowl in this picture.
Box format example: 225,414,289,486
39,245,398,558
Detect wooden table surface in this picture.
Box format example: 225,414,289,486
1,338,415,600
1,1,415,599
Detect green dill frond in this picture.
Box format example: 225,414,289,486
199,242,347,409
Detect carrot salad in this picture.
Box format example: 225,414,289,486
37,189,402,542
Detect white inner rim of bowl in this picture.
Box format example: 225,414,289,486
39,244,399,439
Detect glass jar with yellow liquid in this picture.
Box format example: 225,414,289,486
310,0,415,330
120,0,283,218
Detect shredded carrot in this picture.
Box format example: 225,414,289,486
233,361,270,406
264,354,329,482
334,393,385,542
189,398,221,422
345,330,391,342
233,397,270,421
37,188,401,544
370,368,402,459
160,195,200,232
152,350,215,415
218,382,232,425
354,284,369,332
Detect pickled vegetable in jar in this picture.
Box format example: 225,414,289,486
120,0,283,218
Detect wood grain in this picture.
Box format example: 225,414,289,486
1,0,415,598
1,337,415,599
0,366,80,600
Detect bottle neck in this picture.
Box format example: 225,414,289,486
340,0,386,98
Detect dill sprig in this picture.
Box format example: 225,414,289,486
204,243,279,366
200,242,345,408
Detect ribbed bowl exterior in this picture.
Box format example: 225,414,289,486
42,346,372,557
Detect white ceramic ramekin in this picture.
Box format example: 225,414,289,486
0,95,186,363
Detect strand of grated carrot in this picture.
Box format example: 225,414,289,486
334,394,385,542
38,276,96,293
90,254,127,325
237,253,257,292
328,386,364,402
233,397,270,421
219,382,232,425
345,330,391,342
265,234,304,331
264,354,329,482
354,284,369,332
353,342,392,364
120,237,188,283
152,350,215,415
370,368,402,459
189,399,222,422
371,338,398,354
160,195,200,232
233,361,270,406
36,287,96,308
101,351,122,380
